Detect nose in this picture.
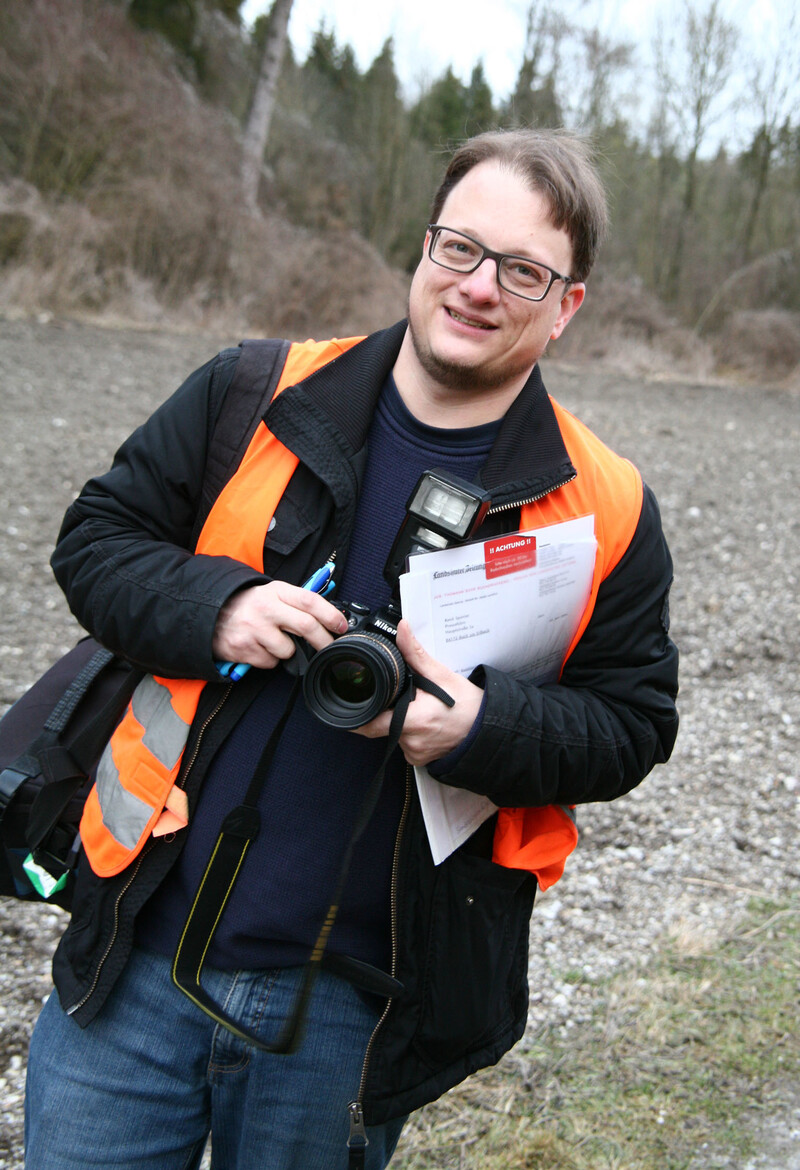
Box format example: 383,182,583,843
458,256,501,302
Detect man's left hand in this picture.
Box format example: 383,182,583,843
352,620,484,766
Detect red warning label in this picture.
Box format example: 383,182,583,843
484,534,537,579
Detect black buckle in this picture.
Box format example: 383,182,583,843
0,765,32,814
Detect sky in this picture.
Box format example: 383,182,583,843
241,0,780,110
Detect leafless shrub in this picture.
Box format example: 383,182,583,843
0,180,48,264
0,1,241,297
712,309,800,382
3,201,114,312
193,214,409,337
0,0,408,335
550,274,715,380
694,248,799,335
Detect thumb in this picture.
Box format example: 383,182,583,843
396,619,435,673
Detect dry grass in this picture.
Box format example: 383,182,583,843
391,898,800,1170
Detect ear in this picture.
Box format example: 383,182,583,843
550,282,585,340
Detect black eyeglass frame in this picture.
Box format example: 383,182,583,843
427,224,575,302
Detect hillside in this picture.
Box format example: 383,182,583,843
1,0,799,385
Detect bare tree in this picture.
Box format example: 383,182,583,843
241,0,293,212
654,0,739,301
505,0,569,128
740,10,800,258
576,27,634,135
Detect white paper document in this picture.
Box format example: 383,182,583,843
399,514,597,864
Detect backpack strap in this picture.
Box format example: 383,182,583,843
193,338,291,546
1,340,291,902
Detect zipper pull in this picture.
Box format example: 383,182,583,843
347,1100,369,1168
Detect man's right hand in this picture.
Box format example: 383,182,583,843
211,581,349,671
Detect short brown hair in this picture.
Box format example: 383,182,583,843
430,129,608,282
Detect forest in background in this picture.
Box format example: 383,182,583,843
1,0,799,383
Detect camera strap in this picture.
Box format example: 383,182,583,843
172,671,454,1054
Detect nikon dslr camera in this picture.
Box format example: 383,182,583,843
291,470,491,731
299,600,405,729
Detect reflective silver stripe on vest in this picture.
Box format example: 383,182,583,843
558,804,577,825
94,745,153,850
93,676,192,849
132,675,191,772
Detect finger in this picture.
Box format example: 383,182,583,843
256,626,300,662
394,620,442,678
276,609,343,653
349,711,392,740
241,646,281,670
280,583,347,627
273,585,349,645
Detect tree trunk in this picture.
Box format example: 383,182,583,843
241,0,293,212
664,144,698,302
741,131,773,261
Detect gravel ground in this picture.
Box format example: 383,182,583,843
0,317,798,1168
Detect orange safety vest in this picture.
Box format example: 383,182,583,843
80,339,642,891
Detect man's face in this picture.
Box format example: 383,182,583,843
406,161,585,395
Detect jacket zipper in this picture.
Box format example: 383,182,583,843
344,479,575,1142
347,764,412,1152
66,682,233,1017
65,843,152,1015
180,682,233,785
485,471,576,516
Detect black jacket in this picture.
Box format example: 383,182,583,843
50,321,679,1123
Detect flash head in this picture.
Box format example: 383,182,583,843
383,469,491,592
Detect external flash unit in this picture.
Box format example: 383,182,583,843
383,469,492,591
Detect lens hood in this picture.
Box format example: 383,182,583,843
302,631,406,729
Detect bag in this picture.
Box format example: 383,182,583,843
0,640,140,905
0,338,291,907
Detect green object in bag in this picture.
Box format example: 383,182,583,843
22,852,69,899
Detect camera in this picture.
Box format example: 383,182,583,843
300,601,405,730
291,469,492,730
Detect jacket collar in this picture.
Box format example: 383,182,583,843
266,320,576,511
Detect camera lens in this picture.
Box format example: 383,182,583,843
327,658,374,704
303,632,406,729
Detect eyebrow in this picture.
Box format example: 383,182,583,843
446,226,544,260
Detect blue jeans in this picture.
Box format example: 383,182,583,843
25,948,406,1169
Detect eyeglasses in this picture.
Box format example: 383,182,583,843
427,224,574,302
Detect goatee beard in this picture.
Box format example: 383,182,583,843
407,314,535,393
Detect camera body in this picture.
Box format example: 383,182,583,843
289,469,491,731
296,600,406,730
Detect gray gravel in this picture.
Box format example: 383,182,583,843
0,318,798,1168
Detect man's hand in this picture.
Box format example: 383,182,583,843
212,581,348,670
353,620,484,766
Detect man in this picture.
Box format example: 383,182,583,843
26,130,678,1169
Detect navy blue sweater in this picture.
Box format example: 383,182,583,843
136,376,498,971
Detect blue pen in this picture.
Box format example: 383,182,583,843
226,662,251,682
302,561,336,597
216,561,336,681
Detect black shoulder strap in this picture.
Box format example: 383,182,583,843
192,338,291,545
172,675,453,1054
